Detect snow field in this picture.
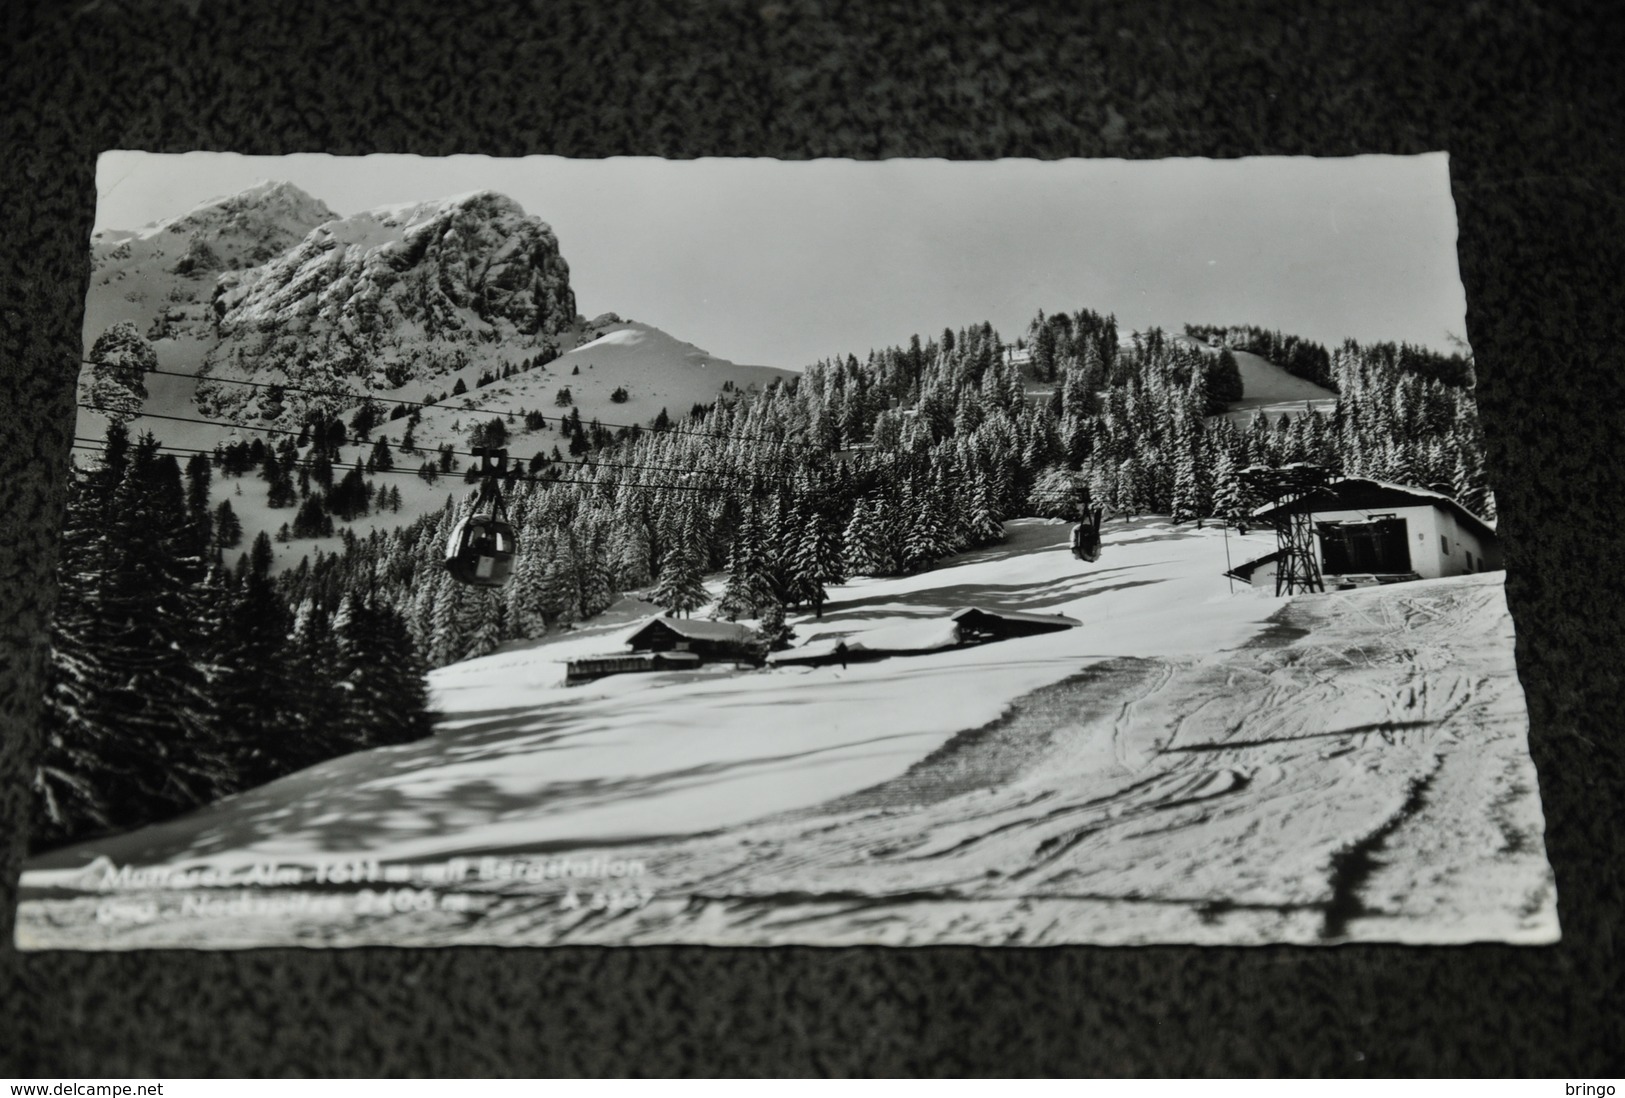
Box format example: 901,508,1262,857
16,517,1556,947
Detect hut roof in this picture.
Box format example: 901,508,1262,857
1224,548,1283,582
948,606,1082,630
624,616,755,646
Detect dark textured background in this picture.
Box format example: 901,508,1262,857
2,0,1622,1077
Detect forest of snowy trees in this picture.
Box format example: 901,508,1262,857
34,427,433,852
39,305,1485,851
273,310,1485,674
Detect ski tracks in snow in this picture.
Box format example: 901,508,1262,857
455,577,1555,945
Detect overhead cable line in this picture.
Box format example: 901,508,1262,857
80,358,802,448
75,403,799,485
68,438,777,497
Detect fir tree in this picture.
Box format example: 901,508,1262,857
34,435,234,850
756,600,794,651
213,499,243,551
967,477,1004,544
1211,448,1249,524
280,599,347,769
1170,415,1201,523
539,539,582,629
370,435,395,472
333,595,436,747
842,497,884,576
790,498,843,617
455,588,502,662
612,519,655,589
214,532,302,788
652,546,708,618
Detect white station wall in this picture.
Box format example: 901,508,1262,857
1307,503,1498,579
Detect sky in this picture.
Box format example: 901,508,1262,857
94,151,1470,371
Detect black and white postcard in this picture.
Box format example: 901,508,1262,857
15,152,1557,948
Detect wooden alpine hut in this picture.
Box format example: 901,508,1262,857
623,616,763,663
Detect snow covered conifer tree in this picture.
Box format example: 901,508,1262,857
456,589,503,663
903,483,951,573
35,440,229,848
281,598,346,770
337,596,435,748
1245,411,1275,468
652,547,707,618
1211,447,1250,525
790,499,844,617
577,540,616,620
756,599,793,651
506,534,550,638
1385,439,1419,486
1452,444,1492,518
539,533,582,628
652,512,709,619
842,497,884,576
1170,414,1201,523
1087,459,1117,518
611,517,654,590
967,476,1004,545
1116,455,1146,517
33,474,119,848
715,527,761,621
213,530,301,790
427,567,467,666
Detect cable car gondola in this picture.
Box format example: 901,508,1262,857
1070,506,1104,563
445,447,519,588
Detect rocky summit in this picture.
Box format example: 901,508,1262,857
195,190,576,418
94,180,340,278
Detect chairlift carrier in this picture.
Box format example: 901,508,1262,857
444,447,518,588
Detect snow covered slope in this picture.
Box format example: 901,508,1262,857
1219,348,1337,424
1135,331,1337,426
16,518,1554,949
379,317,792,465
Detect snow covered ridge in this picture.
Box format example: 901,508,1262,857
92,179,339,276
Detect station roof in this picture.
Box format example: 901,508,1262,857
1250,478,1497,543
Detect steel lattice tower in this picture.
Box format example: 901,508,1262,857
1240,462,1330,596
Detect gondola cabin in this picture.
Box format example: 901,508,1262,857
1071,506,1104,563
445,513,518,588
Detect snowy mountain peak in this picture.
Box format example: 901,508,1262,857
91,179,340,281
388,188,522,225
196,188,578,419
143,179,335,246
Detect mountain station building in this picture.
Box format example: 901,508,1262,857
1229,478,1502,590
